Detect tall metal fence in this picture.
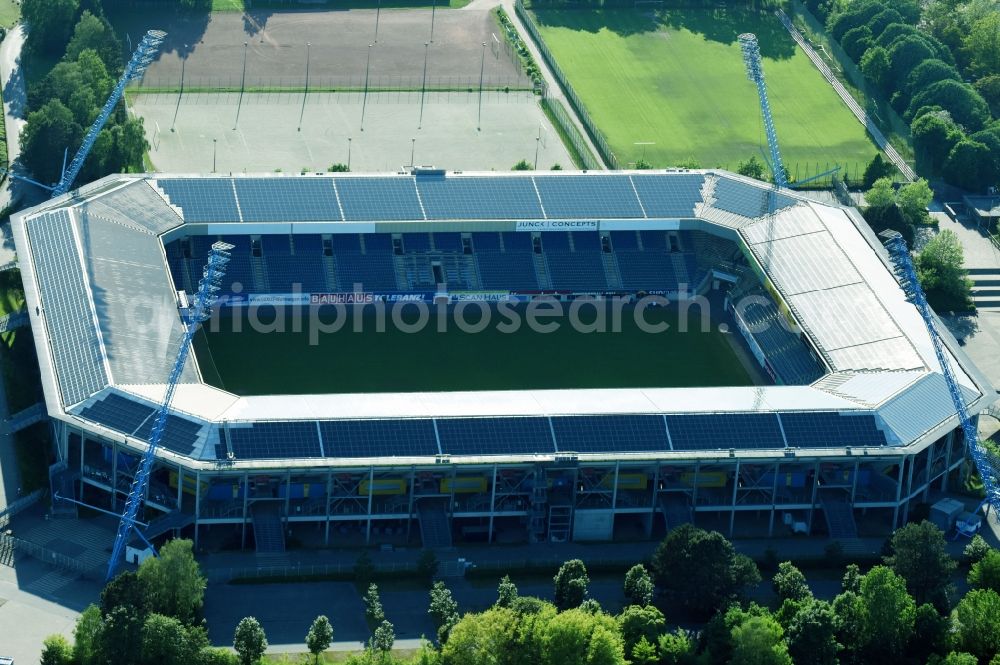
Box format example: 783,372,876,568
133,73,534,94
541,97,601,170
0,488,47,529
515,0,619,169
0,532,98,577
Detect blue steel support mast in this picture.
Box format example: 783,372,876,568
49,30,165,198
881,231,999,518
106,242,233,581
739,33,788,190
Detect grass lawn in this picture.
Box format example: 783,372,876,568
196,303,751,395
532,7,879,178
0,0,19,28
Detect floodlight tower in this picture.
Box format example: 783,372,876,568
106,242,233,581
881,231,999,519
3,30,166,197
739,33,788,190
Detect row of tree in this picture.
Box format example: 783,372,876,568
19,0,147,187
814,0,1000,192
40,521,1000,665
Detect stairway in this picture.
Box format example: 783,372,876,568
548,505,572,543
969,268,1000,310
601,252,623,290
820,496,858,540
144,510,195,541
658,493,693,531
417,499,453,549
250,256,269,292
250,502,286,554
533,253,553,290
323,255,340,291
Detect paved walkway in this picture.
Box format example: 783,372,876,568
463,0,607,169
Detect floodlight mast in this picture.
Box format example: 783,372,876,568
880,231,999,520
738,33,787,190
106,242,233,581
49,29,166,198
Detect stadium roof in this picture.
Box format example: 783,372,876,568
11,170,994,467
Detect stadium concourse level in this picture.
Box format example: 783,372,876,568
165,229,719,300
71,390,891,462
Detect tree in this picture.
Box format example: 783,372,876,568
912,111,962,173
364,583,385,628
832,591,865,665
372,619,396,659
101,605,144,665
440,607,518,665
842,564,862,593
512,159,532,171
233,617,268,665
865,177,896,209
624,564,654,607
974,75,1000,118
861,47,891,92
908,80,991,132
955,589,1000,663
497,574,518,608
73,604,104,665
137,539,206,624
969,550,1000,593
935,653,978,665
962,13,1000,78
772,562,811,604
635,159,653,170
418,549,440,582
908,603,953,664
829,3,883,42
630,636,658,665
944,139,999,192
651,524,760,618
885,520,957,612
429,581,459,643
730,614,792,665
917,229,974,311
21,0,79,55
904,60,961,98
841,25,873,62
101,571,149,617
587,624,628,665
141,613,207,665
785,599,839,665
888,36,936,84
544,608,620,665
868,8,903,41
860,566,916,661
66,11,122,71
328,163,350,172
896,179,934,227
737,155,766,181
553,559,590,611
657,629,699,665
40,635,74,665
20,100,83,185
862,154,896,188
306,615,333,664
617,604,665,657
965,534,992,565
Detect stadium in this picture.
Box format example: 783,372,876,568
10,169,994,553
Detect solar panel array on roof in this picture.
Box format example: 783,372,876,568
534,176,645,219
159,179,240,222
712,178,797,218
552,415,669,453
666,413,785,450
320,419,439,457
335,178,423,221
630,174,703,218
780,412,886,448
437,417,555,455
228,422,323,459
28,210,109,405
133,413,205,455
235,179,340,222
416,176,544,219
79,393,155,435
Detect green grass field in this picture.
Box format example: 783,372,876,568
533,7,879,178
195,303,751,395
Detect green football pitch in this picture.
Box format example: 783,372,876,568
194,303,752,395
532,8,879,177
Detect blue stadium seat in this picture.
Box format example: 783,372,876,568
609,231,639,250
293,234,324,254
540,233,570,252
334,251,398,291
501,232,532,252
331,234,362,252
433,232,464,252
262,235,291,255
476,252,538,290
471,232,501,251
403,233,432,252
640,231,667,250
363,234,393,253
545,252,608,291
571,232,602,251
616,251,679,292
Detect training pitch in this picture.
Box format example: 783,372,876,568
532,8,878,175
134,91,572,172
194,303,753,395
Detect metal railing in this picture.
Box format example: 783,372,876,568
0,488,46,529
514,0,619,169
